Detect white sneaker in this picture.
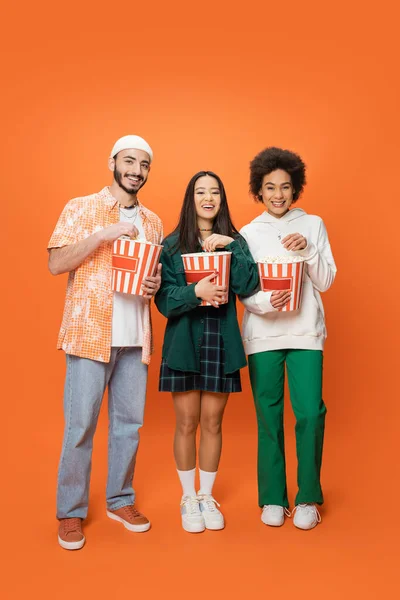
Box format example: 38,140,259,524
261,505,291,527
197,494,225,530
180,496,205,533
293,504,321,530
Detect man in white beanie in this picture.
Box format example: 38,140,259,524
48,135,163,550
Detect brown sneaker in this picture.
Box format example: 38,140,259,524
58,518,85,550
107,505,151,532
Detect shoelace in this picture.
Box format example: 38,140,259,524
123,505,143,519
291,504,321,522
62,518,82,534
263,505,291,518
196,494,220,512
180,496,201,515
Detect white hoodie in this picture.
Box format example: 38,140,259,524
240,208,337,354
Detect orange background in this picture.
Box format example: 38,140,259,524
2,1,399,598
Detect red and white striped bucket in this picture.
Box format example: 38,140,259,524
112,238,162,296
257,258,305,312
182,251,232,307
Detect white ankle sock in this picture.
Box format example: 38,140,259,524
177,468,196,497
198,469,217,495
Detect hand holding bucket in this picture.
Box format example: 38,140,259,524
257,256,305,312
112,238,163,296
193,272,227,308
182,251,232,307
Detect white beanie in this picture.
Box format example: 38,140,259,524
110,135,153,162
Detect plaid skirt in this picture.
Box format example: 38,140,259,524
159,308,241,393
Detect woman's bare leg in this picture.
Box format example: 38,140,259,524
172,391,201,470
198,392,229,472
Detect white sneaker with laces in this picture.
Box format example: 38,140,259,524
293,504,321,530
261,505,291,527
197,494,225,530
180,495,205,533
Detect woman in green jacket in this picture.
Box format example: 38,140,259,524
155,171,258,533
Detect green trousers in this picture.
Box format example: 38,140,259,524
248,349,326,508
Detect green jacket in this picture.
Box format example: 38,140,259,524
155,233,259,374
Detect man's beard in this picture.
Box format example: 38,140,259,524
114,168,146,195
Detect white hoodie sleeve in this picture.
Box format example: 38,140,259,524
240,290,278,314
298,219,337,292
238,225,278,314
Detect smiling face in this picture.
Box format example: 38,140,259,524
259,169,294,218
110,148,151,195
194,175,221,224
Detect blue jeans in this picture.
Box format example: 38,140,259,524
56,348,148,519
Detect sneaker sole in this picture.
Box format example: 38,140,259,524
261,516,285,527
106,511,151,532
293,521,319,530
58,535,85,550
261,520,285,527
204,521,225,531
182,521,205,533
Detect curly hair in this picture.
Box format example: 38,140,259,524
249,147,307,203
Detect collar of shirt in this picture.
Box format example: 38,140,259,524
100,186,150,221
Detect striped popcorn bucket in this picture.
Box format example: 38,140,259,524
257,259,305,312
182,251,232,307
112,238,162,296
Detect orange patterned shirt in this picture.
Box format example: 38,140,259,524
48,187,163,364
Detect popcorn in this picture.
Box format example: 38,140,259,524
258,255,305,264
120,235,148,242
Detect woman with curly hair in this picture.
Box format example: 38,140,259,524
155,171,259,533
240,147,337,530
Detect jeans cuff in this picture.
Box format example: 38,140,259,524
107,499,135,511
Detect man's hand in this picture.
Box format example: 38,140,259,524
101,222,140,243
141,263,162,299
270,290,291,309
282,233,307,251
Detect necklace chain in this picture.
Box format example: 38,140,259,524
119,205,139,232
119,204,139,221
266,222,283,240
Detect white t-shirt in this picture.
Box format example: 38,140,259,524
111,207,147,347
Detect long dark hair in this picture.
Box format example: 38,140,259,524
170,171,239,254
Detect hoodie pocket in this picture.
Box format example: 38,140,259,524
242,307,286,341
286,281,325,337
242,281,325,342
